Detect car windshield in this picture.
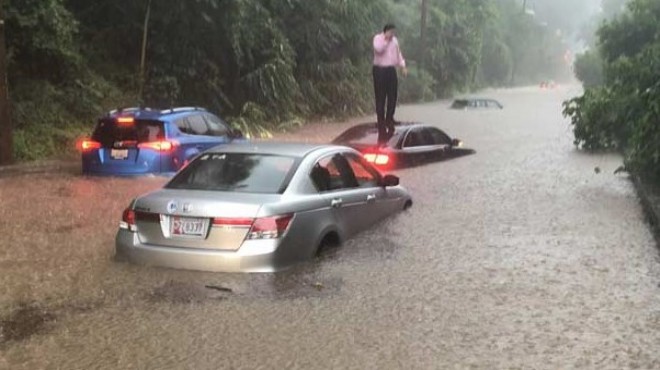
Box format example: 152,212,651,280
92,118,164,147
451,100,469,108
166,153,298,194
333,126,402,147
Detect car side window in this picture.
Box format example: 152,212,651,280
186,114,209,135
345,154,380,188
404,129,433,147
175,119,192,134
204,114,230,137
427,128,451,145
310,154,357,192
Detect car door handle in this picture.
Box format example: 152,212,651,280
331,198,343,208
366,194,377,203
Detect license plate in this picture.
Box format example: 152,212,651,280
111,149,129,160
171,217,207,238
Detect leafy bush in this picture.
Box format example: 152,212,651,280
399,67,436,103
564,0,660,181
574,50,604,88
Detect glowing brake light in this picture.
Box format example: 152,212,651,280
364,153,390,165
77,139,102,152
374,154,390,165
116,117,134,125
138,140,178,152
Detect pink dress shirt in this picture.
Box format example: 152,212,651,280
373,33,406,68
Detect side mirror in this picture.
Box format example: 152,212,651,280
451,138,463,148
231,129,244,139
381,174,400,187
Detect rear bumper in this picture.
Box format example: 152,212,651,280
82,169,175,177
115,229,290,273
81,151,174,176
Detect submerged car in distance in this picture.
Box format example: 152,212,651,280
115,142,412,273
332,122,475,169
78,107,244,176
450,98,503,110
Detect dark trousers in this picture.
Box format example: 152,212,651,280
373,66,398,125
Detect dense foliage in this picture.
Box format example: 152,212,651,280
573,50,604,88
564,0,660,181
5,0,572,160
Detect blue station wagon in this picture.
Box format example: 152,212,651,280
79,107,245,176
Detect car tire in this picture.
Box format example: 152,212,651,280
316,232,340,257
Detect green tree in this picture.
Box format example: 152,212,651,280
564,0,660,181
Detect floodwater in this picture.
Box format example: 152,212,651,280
1,86,660,369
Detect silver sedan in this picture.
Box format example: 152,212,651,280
115,142,412,272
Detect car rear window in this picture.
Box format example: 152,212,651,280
92,118,165,147
451,100,468,108
166,153,299,194
333,126,402,147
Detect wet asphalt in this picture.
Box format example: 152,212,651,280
1,86,660,369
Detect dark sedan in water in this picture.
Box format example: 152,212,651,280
332,122,475,169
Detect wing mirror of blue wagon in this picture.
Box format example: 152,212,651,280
381,174,400,187
231,129,245,139
451,138,463,148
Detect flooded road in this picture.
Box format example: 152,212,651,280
2,86,660,369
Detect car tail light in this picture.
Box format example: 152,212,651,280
77,139,102,152
213,215,294,240
374,154,390,165
138,140,178,152
364,153,389,165
120,208,137,231
247,214,294,240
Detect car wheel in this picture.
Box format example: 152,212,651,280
316,232,340,257
404,200,413,210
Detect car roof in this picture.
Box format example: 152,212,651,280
102,107,211,121
343,121,430,133
205,142,343,158
454,97,500,103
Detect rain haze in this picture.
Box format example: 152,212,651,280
2,0,660,369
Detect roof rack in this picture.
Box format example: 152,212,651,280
160,106,207,114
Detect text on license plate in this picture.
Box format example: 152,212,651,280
111,149,129,160
171,217,207,237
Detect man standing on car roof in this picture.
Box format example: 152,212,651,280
373,24,408,145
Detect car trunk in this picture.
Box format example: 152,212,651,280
90,118,165,173
133,189,280,251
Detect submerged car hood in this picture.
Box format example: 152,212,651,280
134,189,282,218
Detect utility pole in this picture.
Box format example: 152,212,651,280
419,0,428,71
0,2,12,165
522,0,527,12
137,0,152,105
